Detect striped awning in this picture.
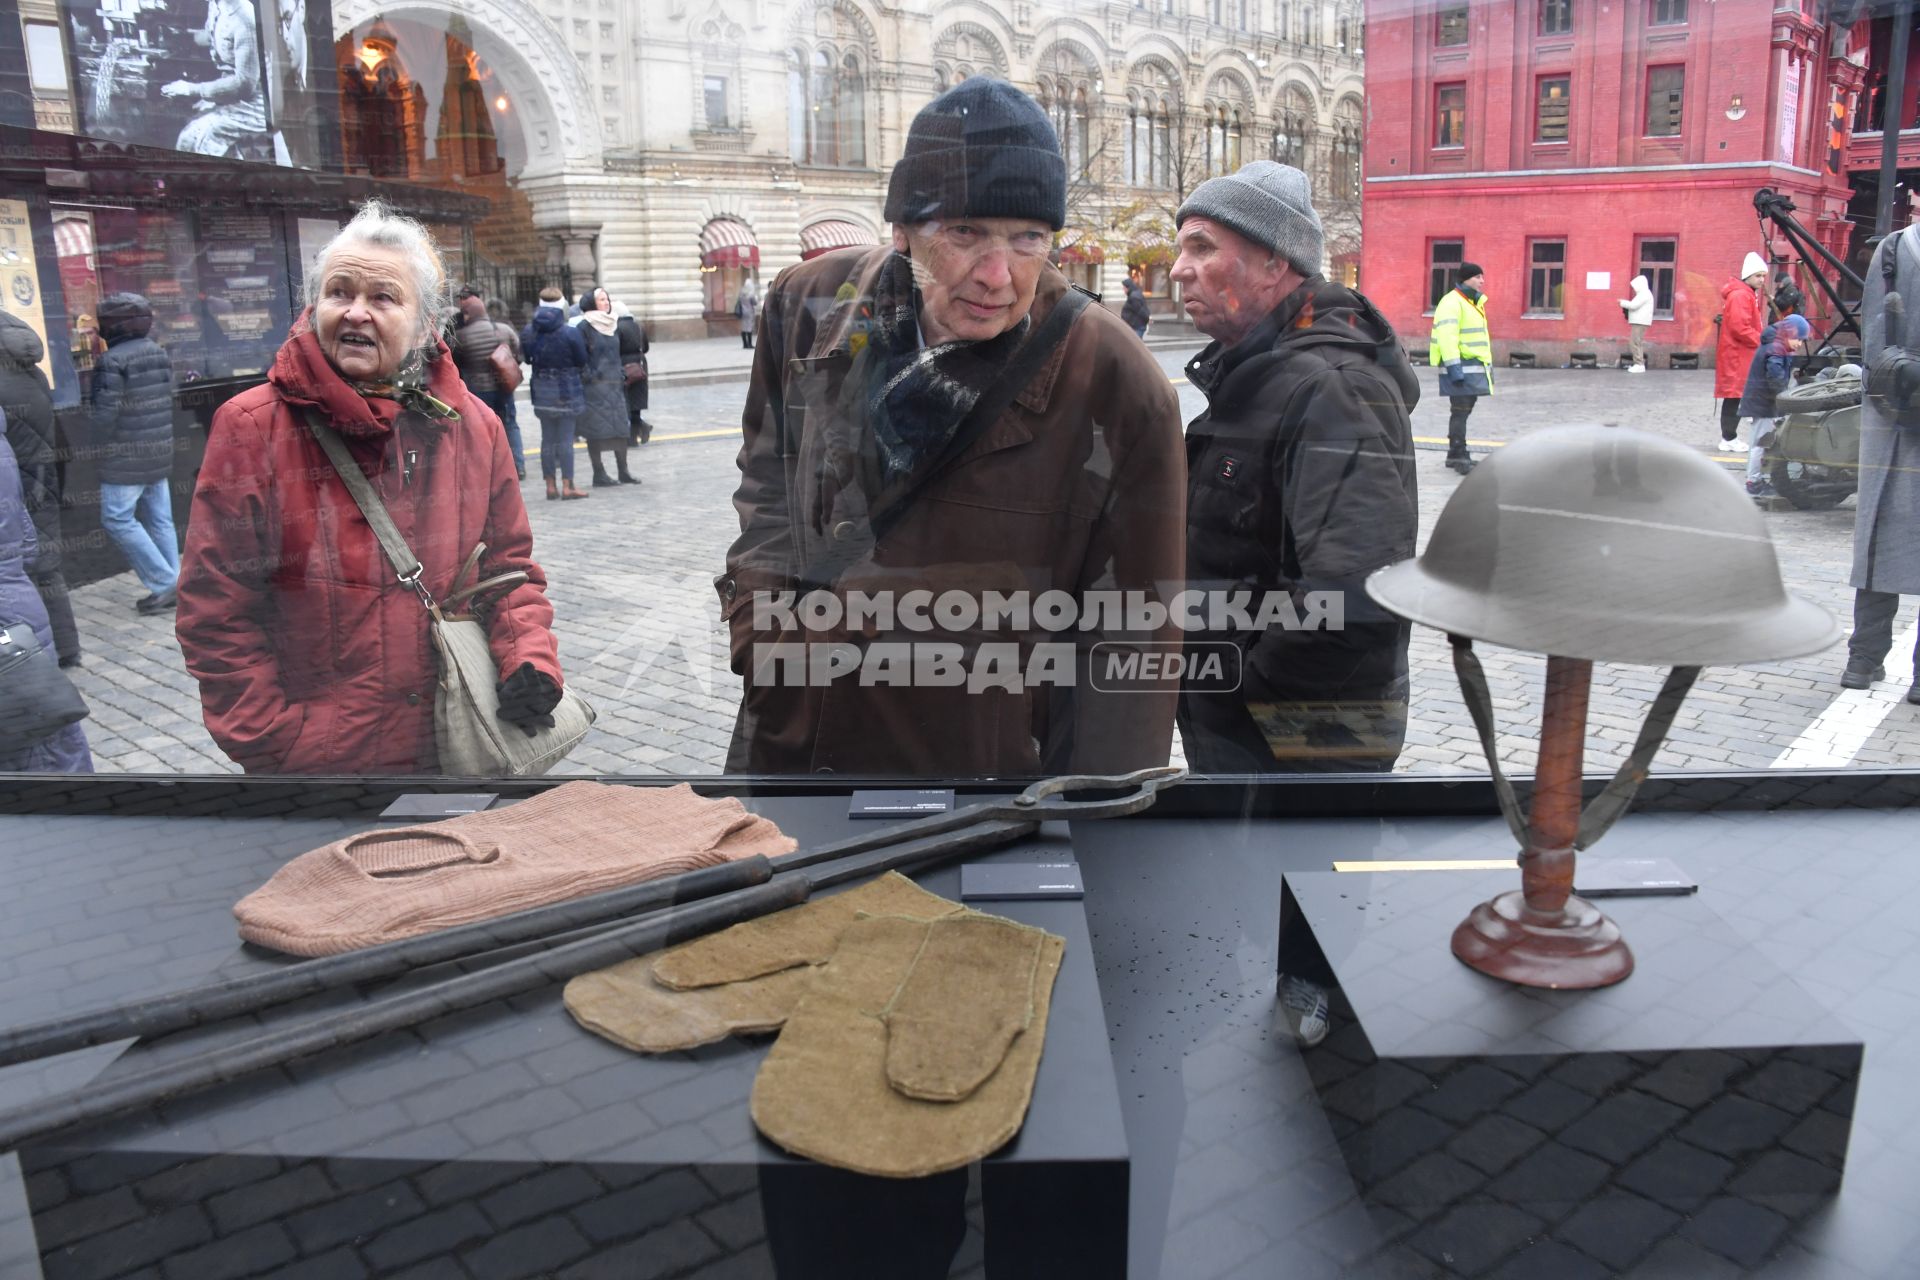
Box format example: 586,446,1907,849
1058,231,1105,265
800,219,877,260
699,218,758,268
53,217,92,262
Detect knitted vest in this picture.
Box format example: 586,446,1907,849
235,782,797,956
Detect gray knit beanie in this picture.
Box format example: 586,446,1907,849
885,77,1067,230
1175,161,1325,277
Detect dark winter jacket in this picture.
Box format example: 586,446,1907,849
616,313,649,415
1738,320,1806,420
0,432,93,773
571,294,627,443
0,312,60,553
522,305,587,417
90,294,177,487
1121,279,1150,333
1177,276,1421,773
176,321,562,775
720,245,1188,776
448,297,521,396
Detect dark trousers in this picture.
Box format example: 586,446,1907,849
477,388,525,477
30,565,78,663
741,328,755,348
1720,397,1743,442
1447,395,1477,458
585,438,630,480
1849,589,1920,670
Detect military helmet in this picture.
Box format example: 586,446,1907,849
1366,426,1837,666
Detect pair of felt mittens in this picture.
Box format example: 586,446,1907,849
564,872,1064,1177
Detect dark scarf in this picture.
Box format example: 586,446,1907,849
1458,286,1483,305
863,251,1031,487
348,350,461,423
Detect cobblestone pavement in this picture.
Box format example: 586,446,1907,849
58,350,1920,778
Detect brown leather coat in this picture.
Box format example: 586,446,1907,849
718,246,1186,776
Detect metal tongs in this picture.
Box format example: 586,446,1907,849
0,765,1184,1152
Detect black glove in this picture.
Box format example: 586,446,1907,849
495,662,562,737
1868,291,1920,419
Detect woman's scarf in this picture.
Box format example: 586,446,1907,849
577,309,618,337
347,349,461,422
864,250,1030,488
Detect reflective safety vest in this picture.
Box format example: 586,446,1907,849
1430,288,1494,387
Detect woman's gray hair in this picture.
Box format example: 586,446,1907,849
304,198,448,346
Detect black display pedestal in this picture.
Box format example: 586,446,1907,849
1278,869,1862,1259
9,807,1127,1280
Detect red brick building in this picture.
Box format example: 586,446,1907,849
1360,0,1864,366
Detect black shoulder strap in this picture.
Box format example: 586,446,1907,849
869,286,1093,539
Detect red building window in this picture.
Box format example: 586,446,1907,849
1645,65,1684,137
1637,238,1677,317
1436,4,1469,47
1527,240,1567,314
1536,76,1570,141
1436,83,1467,148
1428,239,1465,310
1540,0,1572,36
1650,0,1687,26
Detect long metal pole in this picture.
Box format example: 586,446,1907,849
1880,0,1914,239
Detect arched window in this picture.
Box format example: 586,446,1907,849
788,37,869,167
1277,5,1289,40
1330,97,1361,201
1229,108,1244,170
1272,86,1314,171
1153,99,1173,187
840,54,865,167
1071,86,1091,178
811,48,836,165
787,48,807,160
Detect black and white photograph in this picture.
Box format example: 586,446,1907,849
65,0,272,160
261,0,326,168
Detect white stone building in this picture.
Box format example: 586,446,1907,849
330,0,1367,338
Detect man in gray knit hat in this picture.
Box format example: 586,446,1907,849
1173,160,1420,779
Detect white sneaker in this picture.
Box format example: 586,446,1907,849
1279,974,1332,1048
1724,436,1743,453
1627,364,1646,374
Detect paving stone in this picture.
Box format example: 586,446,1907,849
1552,1192,1684,1273
1557,1089,1690,1164
156,1221,296,1280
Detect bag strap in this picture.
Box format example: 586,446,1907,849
304,412,437,612
868,285,1092,541
1451,636,1699,851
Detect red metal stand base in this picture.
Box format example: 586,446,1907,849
1451,890,1635,990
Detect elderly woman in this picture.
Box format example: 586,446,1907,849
177,201,565,774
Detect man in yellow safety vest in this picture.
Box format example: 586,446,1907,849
1429,262,1494,475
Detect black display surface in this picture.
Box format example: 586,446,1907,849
0,796,1127,1279
3,772,1919,1278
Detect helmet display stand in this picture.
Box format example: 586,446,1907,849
1449,655,1633,989
1368,425,1840,992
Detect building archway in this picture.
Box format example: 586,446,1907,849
330,1,603,320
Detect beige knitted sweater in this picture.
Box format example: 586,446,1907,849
235,782,798,956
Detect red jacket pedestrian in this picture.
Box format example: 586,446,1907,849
178,204,563,774
1714,253,1770,447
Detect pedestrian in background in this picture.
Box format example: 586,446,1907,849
1619,270,1654,372
1771,271,1807,324
1843,222,1920,695
615,301,652,444
449,287,526,481
1737,312,1810,499
487,297,526,471
1716,252,1769,449
735,278,760,350
572,285,638,487
90,293,180,615
0,311,79,667
0,431,93,773
523,285,590,501
1430,262,1491,474
1121,274,1150,339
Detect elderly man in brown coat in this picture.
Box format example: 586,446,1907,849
717,76,1186,776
